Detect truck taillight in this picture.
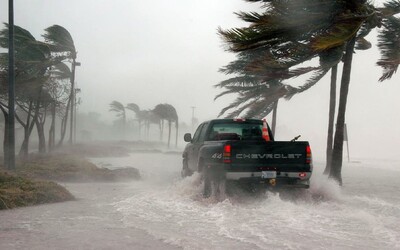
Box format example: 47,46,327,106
223,144,231,163
306,145,312,164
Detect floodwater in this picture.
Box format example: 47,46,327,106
0,152,399,250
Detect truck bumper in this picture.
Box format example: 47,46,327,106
225,171,311,188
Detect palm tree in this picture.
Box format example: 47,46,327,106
163,104,179,148
152,104,165,141
109,101,126,135
329,2,400,184
42,25,78,145
126,103,139,113
152,103,179,148
217,17,344,134
0,24,58,158
125,103,142,138
323,65,338,175
0,24,75,158
218,0,400,184
143,110,161,141
46,62,72,151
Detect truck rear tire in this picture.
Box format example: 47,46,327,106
181,159,192,178
202,167,212,198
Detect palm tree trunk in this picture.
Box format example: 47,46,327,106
175,120,179,148
324,65,338,175
167,120,172,148
58,97,71,147
329,37,356,185
146,121,150,141
16,100,37,158
138,120,142,140
122,112,126,138
19,127,29,157
36,119,46,153
159,120,164,142
17,115,36,158
271,100,278,136
48,101,56,151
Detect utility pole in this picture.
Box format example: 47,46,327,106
68,60,80,145
191,106,196,132
74,88,81,143
7,0,15,170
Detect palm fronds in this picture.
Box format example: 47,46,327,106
377,16,400,81
109,101,125,117
42,25,76,57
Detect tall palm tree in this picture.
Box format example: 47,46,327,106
152,104,167,141
163,104,179,148
219,0,400,184
152,103,179,148
126,103,142,138
47,62,71,151
329,2,400,184
217,14,344,134
0,24,57,158
42,25,77,145
109,101,126,134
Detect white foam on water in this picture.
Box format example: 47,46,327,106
97,153,400,249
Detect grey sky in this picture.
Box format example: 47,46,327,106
1,1,399,159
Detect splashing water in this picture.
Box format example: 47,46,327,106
90,153,400,250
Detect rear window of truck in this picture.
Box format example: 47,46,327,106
207,122,264,141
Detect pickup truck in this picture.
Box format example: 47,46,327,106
182,118,312,197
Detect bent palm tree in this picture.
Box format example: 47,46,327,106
43,25,78,145
47,62,72,150
0,24,62,157
152,104,179,148
109,101,126,135
218,0,400,184
126,103,142,138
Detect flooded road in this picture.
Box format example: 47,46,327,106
1,152,399,250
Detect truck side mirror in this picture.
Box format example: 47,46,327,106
184,133,192,142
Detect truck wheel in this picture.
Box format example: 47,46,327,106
181,159,192,178
202,167,212,198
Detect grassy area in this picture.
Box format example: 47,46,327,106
16,153,140,182
0,145,141,210
0,171,74,210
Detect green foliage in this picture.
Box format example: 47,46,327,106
217,0,400,119
42,25,76,58
377,16,400,81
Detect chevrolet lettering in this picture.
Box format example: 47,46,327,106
236,154,302,159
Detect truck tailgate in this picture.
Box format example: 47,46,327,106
228,141,311,172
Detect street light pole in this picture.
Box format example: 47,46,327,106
74,88,81,143
68,60,80,145
7,0,15,170
191,106,196,132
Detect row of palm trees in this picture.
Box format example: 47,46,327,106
0,24,78,165
217,0,400,184
109,101,179,148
